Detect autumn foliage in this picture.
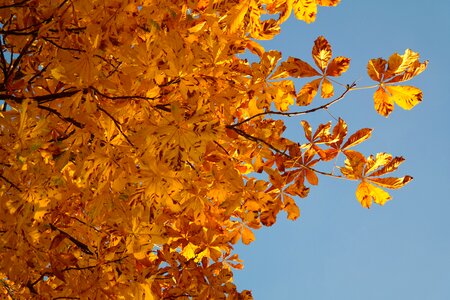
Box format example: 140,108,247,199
0,0,427,299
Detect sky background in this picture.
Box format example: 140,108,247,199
234,1,450,299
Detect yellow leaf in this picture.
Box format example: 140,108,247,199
368,156,405,177
356,181,391,208
321,77,334,98
340,150,366,180
293,0,317,23
241,226,255,245
181,243,198,260
312,36,332,72
387,49,419,75
317,0,340,6
365,153,393,175
386,60,428,83
368,176,413,189
226,0,250,33
374,86,394,117
385,85,423,110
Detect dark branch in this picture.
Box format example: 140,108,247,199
229,82,356,128
49,224,94,255
226,126,342,178
0,174,22,192
0,0,30,9
0,89,80,103
97,104,135,147
37,104,84,129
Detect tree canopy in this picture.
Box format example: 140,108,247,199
0,0,426,299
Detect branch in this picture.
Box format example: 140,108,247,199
1,89,81,104
226,126,343,179
42,37,85,52
37,104,84,129
49,224,94,255
0,174,22,192
90,86,160,101
97,104,135,147
0,0,30,9
229,82,356,128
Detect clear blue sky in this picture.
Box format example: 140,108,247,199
234,1,450,299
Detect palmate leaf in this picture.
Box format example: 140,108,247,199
340,151,413,208
368,49,427,116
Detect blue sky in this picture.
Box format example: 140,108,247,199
234,1,450,299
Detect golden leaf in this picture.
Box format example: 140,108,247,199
374,86,394,117
368,176,413,189
271,57,320,79
340,150,366,180
241,226,255,245
367,58,387,82
321,77,334,98
317,0,340,6
226,0,250,33
312,36,332,71
283,194,300,220
293,0,318,23
325,56,350,76
297,78,321,105
385,85,423,110
356,181,391,208
342,128,372,150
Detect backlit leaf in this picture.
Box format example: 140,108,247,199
312,36,332,71
385,85,423,110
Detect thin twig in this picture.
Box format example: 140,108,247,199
97,104,135,147
37,104,84,129
0,174,22,192
229,82,356,128
49,224,94,255
226,126,343,179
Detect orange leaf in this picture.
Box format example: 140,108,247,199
321,77,334,98
340,150,366,180
367,58,387,82
373,86,394,117
342,128,372,150
283,194,300,220
297,78,320,106
305,169,318,185
325,56,350,77
271,57,320,79
312,36,332,72
241,226,255,245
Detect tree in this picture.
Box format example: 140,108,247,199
0,0,427,298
